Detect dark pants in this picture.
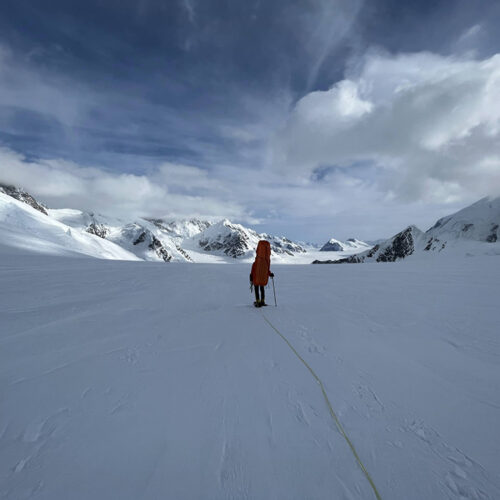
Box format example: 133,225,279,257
254,285,265,303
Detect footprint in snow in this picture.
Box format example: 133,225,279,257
297,324,326,355
404,419,497,498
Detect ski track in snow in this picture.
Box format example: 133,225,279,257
1,253,500,499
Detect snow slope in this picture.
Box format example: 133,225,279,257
1,186,313,263
315,226,430,264
48,209,194,263
427,196,500,244
1,250,499,499
0,193,140,261
190,219,307,259
315,197,500,264
0,184,48,215
320,237,371,252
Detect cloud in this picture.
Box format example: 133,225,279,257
0,45,91,127
301,0,364,90
180,0,195,24
0,148,247,221
2,30,499,242
272,51,500,204
454,24,484,55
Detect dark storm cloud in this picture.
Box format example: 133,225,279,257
0,0,373,166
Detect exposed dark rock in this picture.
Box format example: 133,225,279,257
198,223,306,258
0,184,48,215
261,233,306,255
313,258,358,264
86,222,109,239
320,241,344,252
376,227,415,262
313,228,419,264
366,245,380,258
175,245,193,262
133,232,147,245
149,236,172,262
486,224,498,243
271,238,306,255
199,230,250,258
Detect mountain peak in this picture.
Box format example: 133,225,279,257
320,236,370,252
427,197,500,243
0,184,48,216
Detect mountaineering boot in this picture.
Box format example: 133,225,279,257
259,300,267,307
254,301,261,308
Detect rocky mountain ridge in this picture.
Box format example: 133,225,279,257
0,184,49,215
0,186,307,263
314,197,500,264
194,219,306,258
320,237,370,252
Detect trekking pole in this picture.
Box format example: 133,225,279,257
271,276,277,307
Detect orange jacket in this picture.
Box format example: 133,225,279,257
250,240,272,286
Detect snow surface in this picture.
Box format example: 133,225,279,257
1,247,499,499
0,194,140,261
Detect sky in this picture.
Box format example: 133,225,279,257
0,0,500,243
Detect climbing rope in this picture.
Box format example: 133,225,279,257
261,313,382,500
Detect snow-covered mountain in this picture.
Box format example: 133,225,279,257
0,183,48,215
314,197,500,264
48,209,193,262
148,218,212,240
320,237,370,252
426,196,500,244
8,183,498,265
0,185,307,263
314,226,428,264
0,192,140,260
191,219,306,259
319,238,344,252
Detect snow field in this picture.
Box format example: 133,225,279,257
1,252,499,499
0,194,140,261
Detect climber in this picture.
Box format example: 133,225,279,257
250,240,274,307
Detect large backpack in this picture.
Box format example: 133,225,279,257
252,240,271,286
256,240,271,259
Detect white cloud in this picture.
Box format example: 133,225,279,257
0,148,247,221
454,24,484,55
273,51,500,204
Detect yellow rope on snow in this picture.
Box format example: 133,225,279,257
261,313,382,500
